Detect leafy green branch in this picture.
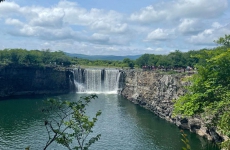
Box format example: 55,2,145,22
42,94,101,150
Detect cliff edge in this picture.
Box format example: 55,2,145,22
0,65,73,98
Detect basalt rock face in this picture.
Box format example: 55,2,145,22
0,65,73,98
121,70,223,142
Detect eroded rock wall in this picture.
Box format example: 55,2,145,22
0,65,73,98
121,70,223,142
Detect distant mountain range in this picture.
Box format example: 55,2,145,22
65,53,141,61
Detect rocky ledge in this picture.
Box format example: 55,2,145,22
121,70,223,142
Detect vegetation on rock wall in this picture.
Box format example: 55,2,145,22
173,35,230,149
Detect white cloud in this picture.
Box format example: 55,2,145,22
90,21,128,34
155,48,164,52
146,47,154,51
146,47,165,52
0,0,230,55
1,1,128,42
145,28,173,41
89,33,132,46
212,22,223,29
91,33,109,43
5,18,24,26
8,24,85,41
29,9,65,28
130,5,165,23
54,2,127,34
188,23,230,45
0,2,21,17
178,19,204,35
130,0,228,23
19,25,37,36
1,1,130,45
189,29,214,45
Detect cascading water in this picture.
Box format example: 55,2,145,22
104,70,120,92
73,68,123,94
73,68,85,92
85,69,102,92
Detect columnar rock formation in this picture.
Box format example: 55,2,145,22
121,70,223,142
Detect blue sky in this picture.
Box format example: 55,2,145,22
0,0,230,55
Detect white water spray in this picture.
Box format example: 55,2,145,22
73,68,122,94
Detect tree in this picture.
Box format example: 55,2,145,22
173,47,230,149
168,50,186,68
156,55,170,67
214,34,230,47
136,54,150,67
122,58,134,69
0,0,5,2
182,50,199,67
42,94,101,150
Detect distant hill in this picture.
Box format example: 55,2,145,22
65,53,141,61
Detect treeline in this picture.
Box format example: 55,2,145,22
73,47,229,70
135,46,229,69
0,49,131,68
135,50,198,68
0,36,228,70
77,46,226,69
0,49,71,67
134,34,230,69
71,49,208,69
72,58,125,68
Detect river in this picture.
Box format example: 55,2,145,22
0,93,219,150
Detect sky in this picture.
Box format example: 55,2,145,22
0,0,230,56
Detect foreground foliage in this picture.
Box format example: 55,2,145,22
42,94,101,150
173,46,230,149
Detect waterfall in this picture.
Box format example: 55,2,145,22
85,69,102,92
73,68,122,94
104,70,119,92
73,68,85,92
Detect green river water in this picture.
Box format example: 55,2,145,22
0,93,219,150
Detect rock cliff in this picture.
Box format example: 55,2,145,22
121,70,223,142
0,65,73,98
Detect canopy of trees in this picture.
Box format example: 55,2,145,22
0,47,224,70
0,49,71,67
135,50,202,68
